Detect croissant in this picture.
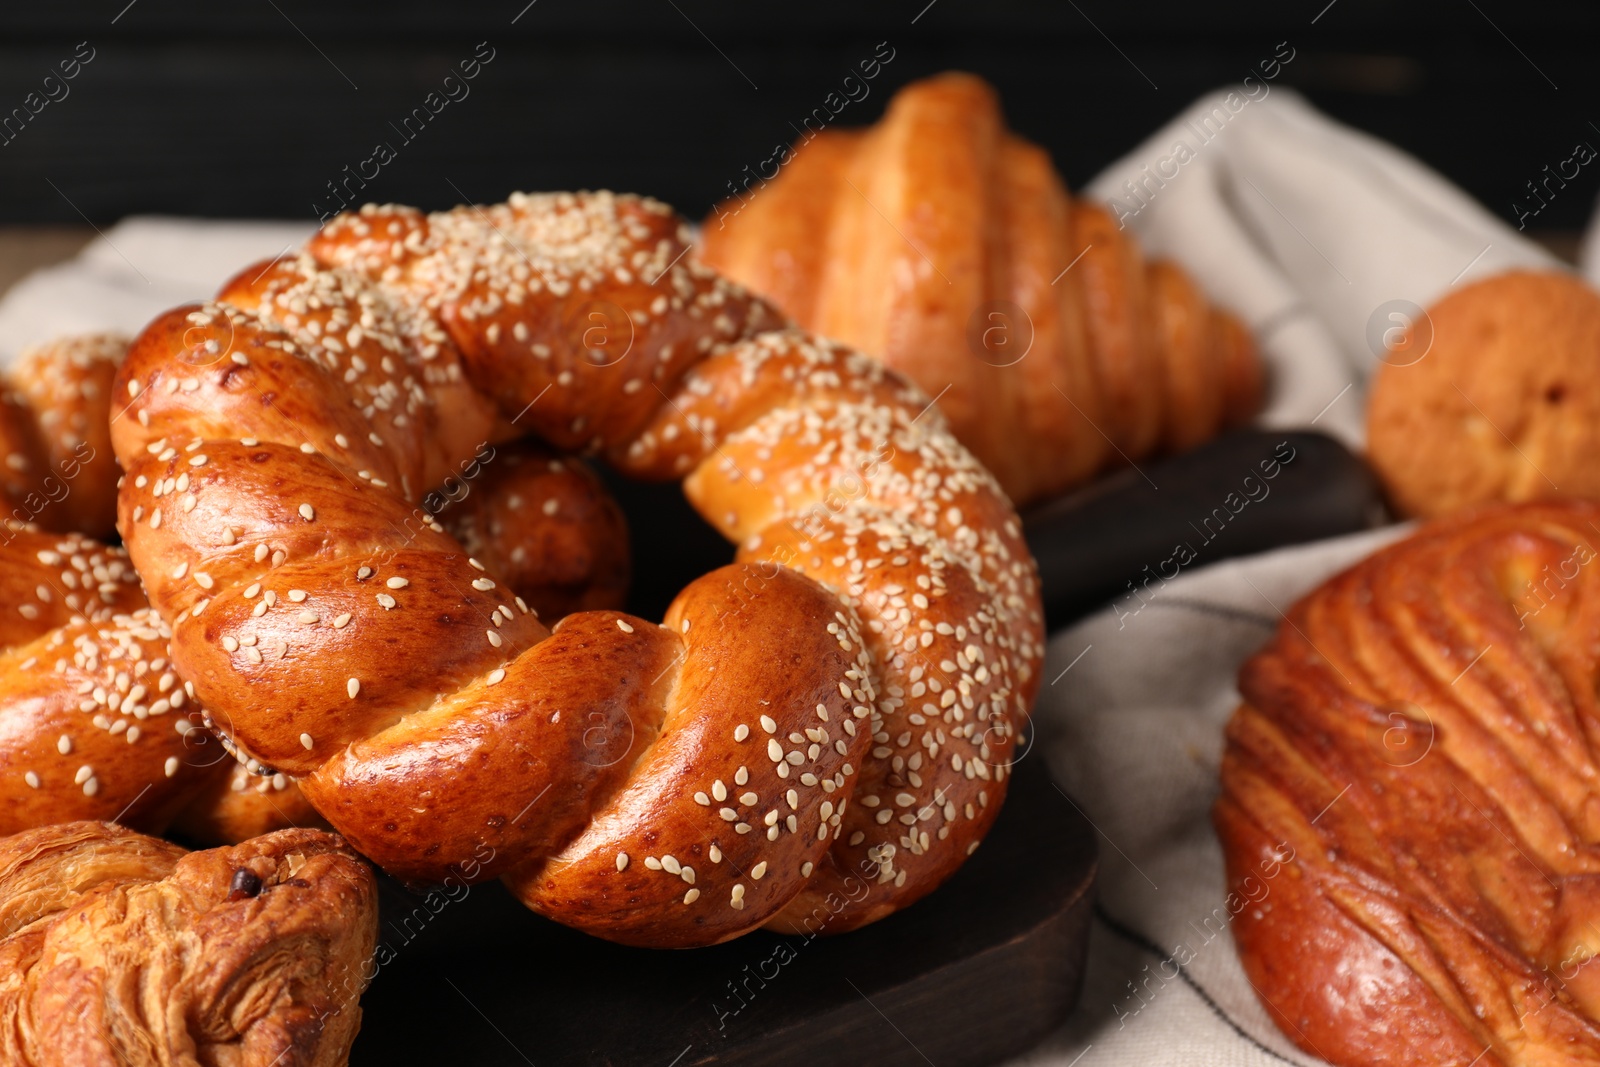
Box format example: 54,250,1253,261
0,333,126,539
109,191,1044,947
1217,500,1600,1065
0,820,376,1067
700,72,1262,507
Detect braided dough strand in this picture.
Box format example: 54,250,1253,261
112,192,1043,947
0,526,218,834
0,334,125,539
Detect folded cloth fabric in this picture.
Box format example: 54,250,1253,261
1007,525,1405,1067
1087,87,1558,448
1580,195,1600,286
0,216,311,364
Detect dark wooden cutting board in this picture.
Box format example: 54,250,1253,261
352,751,1096,1067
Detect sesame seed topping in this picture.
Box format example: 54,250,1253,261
487,668,506,685
616,619,634,633
616,852,629,871
347,677,361,698
760,714,777,733
386,576,409,589
333,613,352,628
299,503,315,521
734,724,750,742
301,732,315,750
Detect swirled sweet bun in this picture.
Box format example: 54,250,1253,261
1218,500,1600,1065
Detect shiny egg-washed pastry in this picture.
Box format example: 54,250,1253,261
109,190,1044,947
0,820,376,1067
1368,270,1600,518
0,524,217,835
0,333,126,538
1218,500,1600,1065
701,72,1262,507
0,334,631,847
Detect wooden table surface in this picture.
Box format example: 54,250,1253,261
0,227,94,298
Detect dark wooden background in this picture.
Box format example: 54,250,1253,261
1,0,1597,236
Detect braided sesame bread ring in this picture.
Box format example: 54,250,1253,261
111,192,1043,947
171,753,331,846
436,440,629,619
0,333,126,539
0,820,375,1067
0,524,219,835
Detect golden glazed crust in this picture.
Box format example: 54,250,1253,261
1367,270,1600,518
1217,500,1600,1066
109,191,1045,947
0,333,126,539
0,821,376,1067
0,526,218,835
436,440,629,620
0,330,628,848
700,72,1262,507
